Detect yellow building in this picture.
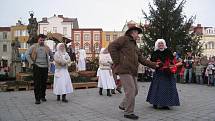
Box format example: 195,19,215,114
102,31,124,48
11,21,29,53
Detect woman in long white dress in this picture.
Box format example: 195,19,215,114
53,43,73,102
97,48,116,96
77,49,87,71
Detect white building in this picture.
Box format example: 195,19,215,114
38,14,79,40
194,24,215,57
0,27,12,67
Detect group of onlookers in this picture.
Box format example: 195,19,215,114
141,50,215,86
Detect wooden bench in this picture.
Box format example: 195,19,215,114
73,82,97,89
0,82,7,92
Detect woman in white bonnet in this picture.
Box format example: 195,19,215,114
53,43,73,102
146,39,181,109
97,48,116,96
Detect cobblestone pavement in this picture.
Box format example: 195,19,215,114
0,82,215,121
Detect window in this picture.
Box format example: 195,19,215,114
22,30,26,36
71,23,74,29
16,30,20,36
53,27,57,33
84,43,90,53
43,27,47,34
3,44,7,52
20,30,23,36
113,34,118,41
208,42,215,49
3,32,7,39
106,35,110,41
75,43,80,53
94,43,100,53
75,34,80,41
94,34,100,41
26,30,29,36
84,34,90,41
63,27,67,36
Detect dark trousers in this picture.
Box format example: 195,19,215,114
33,65,48,100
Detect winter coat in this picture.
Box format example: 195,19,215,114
108,35,156,76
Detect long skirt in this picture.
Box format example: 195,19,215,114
53,68,73,95
97,68,116,89
146,70,180,106
78,59,86,71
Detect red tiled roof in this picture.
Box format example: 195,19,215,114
0,27,10,31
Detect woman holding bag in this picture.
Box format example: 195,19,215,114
53,43,73,102
146,39,181,109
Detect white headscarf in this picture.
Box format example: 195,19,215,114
99,48,108,54
99,48,112,64
154,39,167,51
54,43,71,65
56,43,66,55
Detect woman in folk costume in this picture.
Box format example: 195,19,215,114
77,48,87,71
146,39,181,109
53,43,73,102
97,48,116,96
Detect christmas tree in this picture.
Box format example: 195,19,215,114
141,0,202,57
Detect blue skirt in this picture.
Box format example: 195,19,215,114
146,70,180,106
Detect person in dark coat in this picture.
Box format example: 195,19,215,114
146,39,181,110
67,45,76,62
108,26,158,120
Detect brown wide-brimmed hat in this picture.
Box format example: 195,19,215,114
125,26,143,35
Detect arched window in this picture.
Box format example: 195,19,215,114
84,43,90,53
75,43,80,53
94,43,100,53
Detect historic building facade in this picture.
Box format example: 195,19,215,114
0,27,12,66
11,21,29,50
38,14,79,40
193,24,215,57
72,28,103,55
102,31,124,48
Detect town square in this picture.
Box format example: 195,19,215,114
0,0,215,121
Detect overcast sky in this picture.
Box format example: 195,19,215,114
0,0,214,31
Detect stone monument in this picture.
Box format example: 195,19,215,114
27,11,38,45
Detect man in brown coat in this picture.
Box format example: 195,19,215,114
108,26,158,120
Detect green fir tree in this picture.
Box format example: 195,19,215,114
141,0,202,57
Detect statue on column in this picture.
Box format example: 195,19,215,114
27,11,38,45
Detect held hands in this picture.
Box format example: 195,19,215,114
155,60,163,69
156,62,163,68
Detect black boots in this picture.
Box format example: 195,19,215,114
57,95,60,101
99,88,103,95
124,114,139,120
35,100,41,104
57,94,68,102
107,89,111,96
62,94,68,103
99,88,112,97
